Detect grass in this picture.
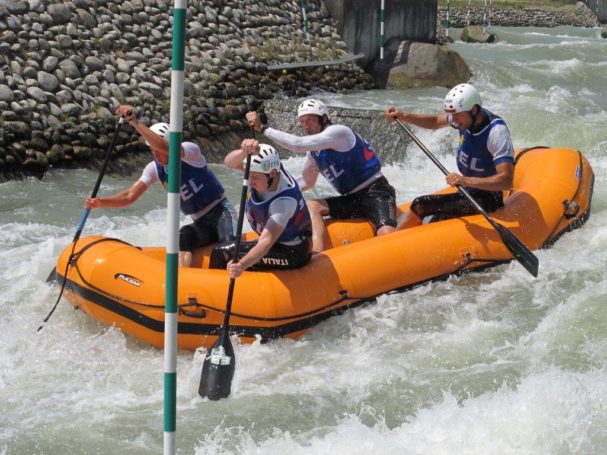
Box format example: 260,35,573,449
438,0,576,8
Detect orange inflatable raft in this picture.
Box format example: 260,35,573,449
51,147,594,350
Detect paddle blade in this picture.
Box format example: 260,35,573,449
493,222,539,277
46,267,57,283
198,330,235,400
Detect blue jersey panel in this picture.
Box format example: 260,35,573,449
156,160,224,215
456,110,509,179
246,170,312,244
310,129,381,194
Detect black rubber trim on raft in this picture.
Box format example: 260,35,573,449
513,145,550,165
61,237,364,325
53,258,507,343
56,272,368,340
70,249,355,322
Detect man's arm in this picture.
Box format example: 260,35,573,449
84,180,148,209
296,155,320,191
385,107,450,130
245,110,356,153
446,162,514,192
116,105,184,160
264,125,356,153
227,220,284,278
224,147,247,171
224,139,260,171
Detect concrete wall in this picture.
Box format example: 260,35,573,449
324,0,437,67
586,0,607,22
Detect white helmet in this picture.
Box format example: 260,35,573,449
443,83,482,113
146,122,169,146
246,144,281,174
297,99,330,120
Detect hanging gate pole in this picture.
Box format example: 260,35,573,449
164,0,186,453
483,0,488,32
446,0,451,38
380,0,385,59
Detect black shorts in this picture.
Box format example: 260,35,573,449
325,176,397,231
209,238,312,271
179,199,236,252
410,189,504,221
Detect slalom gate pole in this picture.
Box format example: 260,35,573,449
380,0,385,59
164,0,186,453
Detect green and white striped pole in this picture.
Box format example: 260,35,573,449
164,0,186,453
483,0,488,32
446,0,450,38
300,0,309,41
380,0,385,59
466,0,471,26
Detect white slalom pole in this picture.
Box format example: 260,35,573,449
446,0,450,38
164,0,186,453
483,0,488,32
380,0,385,59
489,0,493,28
467,0,471,27
300,0,309,41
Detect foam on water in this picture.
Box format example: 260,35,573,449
192,367,607,455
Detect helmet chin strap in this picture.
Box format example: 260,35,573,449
468,106,480,141
266,175,274,189
266,169,279,189
471,105,483,127
320,115,331,131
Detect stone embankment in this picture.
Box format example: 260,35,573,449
438,1,600,29
1,1,602,181
0,0,373,181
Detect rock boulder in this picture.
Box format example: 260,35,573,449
461,26,498,44
368,39,472,90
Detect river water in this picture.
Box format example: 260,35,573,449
1,26,606,454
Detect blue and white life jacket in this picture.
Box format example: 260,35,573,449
455,109,513,179
155,160,225,215
246,170,312,244
310,129,381,194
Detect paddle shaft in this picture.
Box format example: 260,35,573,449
395,118,538,277
396,119,493,216
221,152,252,327
38,117,125,331
198,134,254,399
73,117,125,241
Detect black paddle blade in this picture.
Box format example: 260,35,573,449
198,330,235,400
493,222,539,277
46,267,57,283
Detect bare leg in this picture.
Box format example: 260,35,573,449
396,210,423,230
179,251,193,268
306,199,330,252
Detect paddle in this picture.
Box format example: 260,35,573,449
38,117,125,332
395,118,539,277
198,139,253,400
